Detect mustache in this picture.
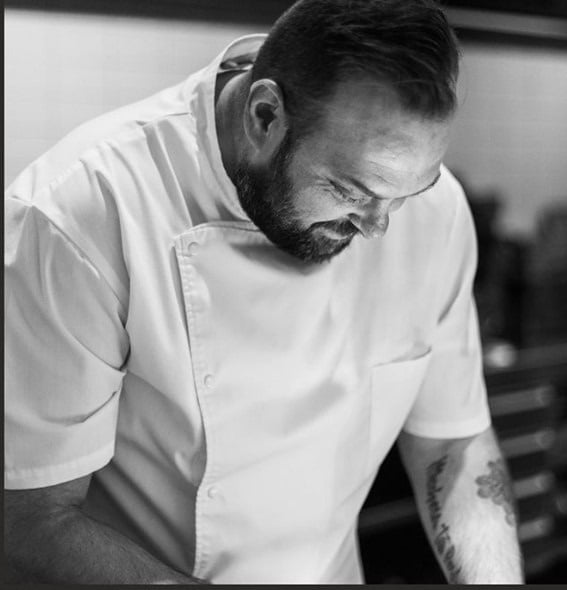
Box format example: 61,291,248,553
311,219,358,238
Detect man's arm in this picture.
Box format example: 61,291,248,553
4,474,207,584
398,426,524,584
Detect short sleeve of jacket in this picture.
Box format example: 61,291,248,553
403,176,491,439
5,198,129,489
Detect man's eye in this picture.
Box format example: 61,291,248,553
328,181,359,204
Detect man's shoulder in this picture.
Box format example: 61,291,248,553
7,78,196,200
431,164,467,207
5,77,203,304
413,164,472,235
5,69,207,247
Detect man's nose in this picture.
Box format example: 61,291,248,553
353,212,389,238
349,199,405,239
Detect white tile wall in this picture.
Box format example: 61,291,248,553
5,9,567,239
446,43,567,238
4,9,264,184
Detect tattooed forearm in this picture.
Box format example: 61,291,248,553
426,454,448,530
425,455,464,583
475,459,517,526
434,522,463,583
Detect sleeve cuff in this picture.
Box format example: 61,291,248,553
402,414,492,440
4,442,115,490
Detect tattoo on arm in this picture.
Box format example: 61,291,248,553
425,455,463,583
475,458,517,526
434,522,463,583
426,454,448,531
423,454,516,583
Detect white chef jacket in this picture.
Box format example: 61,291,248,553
5,35,491,584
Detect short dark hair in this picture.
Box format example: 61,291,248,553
252,0,460,137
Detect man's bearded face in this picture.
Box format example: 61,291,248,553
233,79,452,264
233,130,358,264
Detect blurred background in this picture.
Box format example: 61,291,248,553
4,0,567,583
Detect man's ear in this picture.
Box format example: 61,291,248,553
243,79,287,159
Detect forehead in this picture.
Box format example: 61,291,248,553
297,77,453,190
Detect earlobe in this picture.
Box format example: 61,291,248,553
243,79,287,155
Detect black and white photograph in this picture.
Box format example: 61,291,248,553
4,0,567,584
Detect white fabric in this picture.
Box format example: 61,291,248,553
5,35,491,584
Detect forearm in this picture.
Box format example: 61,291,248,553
5,506,205,584
399,427,524,584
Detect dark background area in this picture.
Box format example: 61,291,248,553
5,0,567,27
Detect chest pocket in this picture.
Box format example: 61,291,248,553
367,350,432,474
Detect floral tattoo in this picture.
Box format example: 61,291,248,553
475,459,517,526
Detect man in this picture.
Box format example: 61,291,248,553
4,0,523,584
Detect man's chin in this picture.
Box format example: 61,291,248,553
272,233,354,265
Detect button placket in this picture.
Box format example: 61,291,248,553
177,232,218,576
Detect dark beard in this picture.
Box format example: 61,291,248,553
232,131,356,264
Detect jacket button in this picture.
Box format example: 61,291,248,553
204,374,214,388
207,486,219,499
187,242,199,256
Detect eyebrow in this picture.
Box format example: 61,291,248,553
343,171,442,200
